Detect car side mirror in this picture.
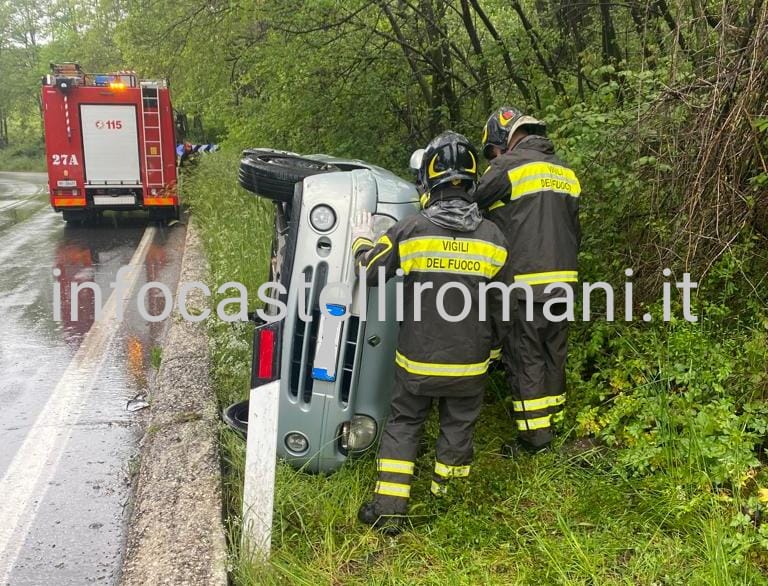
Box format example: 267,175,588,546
408,149,425,173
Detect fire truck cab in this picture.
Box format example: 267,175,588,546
42,63,179,222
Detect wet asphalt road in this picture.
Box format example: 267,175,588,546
0,172,186,584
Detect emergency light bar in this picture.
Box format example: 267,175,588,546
44,64,138,89
94,75,133,88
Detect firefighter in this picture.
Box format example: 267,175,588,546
176,142,219,166
474,106,581,453
351,131,511,534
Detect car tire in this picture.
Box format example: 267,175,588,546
223,400,249,438
238,149,340,202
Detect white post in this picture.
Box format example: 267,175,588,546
241,380,280,560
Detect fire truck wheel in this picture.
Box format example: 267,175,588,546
62,210,93,224
149,206,180,222
238,150,340,202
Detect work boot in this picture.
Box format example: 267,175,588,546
357,501,407,535
501,440,550,459
559,437,606,467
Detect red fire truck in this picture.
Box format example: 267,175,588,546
42,63,179,222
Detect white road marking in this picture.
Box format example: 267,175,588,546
0,225,156,582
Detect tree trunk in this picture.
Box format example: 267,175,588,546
599,0,621,66
377,1,435,131
510,0,568,99
0,112,7,147
467,0,533,106
459,0,493,114
654,0,688,52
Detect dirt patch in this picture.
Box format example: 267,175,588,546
120,221,227,586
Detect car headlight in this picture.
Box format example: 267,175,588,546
372,214,396,238
339,414,378,453
285,432,309,454
310,204,336,232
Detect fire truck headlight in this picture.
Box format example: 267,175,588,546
340,415,377,452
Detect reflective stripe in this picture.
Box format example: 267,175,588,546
53,197,86,207
399,237,507,265
488,200,505,211
401,250,499,264
507,162,581,200
400,256,502,278
431,480,448,496
400,256,499,279
395,351,489,377
514,270,578,286
508,162,580,184
434,461,471,478
375,481,411,498
489,347,501,360
428,154,449,179
467,151,478,174
511,177,581,200
513,394,565,412
367,234,393,268
377,459,415,475
516,415,552,431
143,197,176,206
398,237,507,277
352,237,373,255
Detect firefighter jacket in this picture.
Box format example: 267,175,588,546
353,196,511,397
474,135,581,301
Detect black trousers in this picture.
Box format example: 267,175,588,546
502,300,569,448
371,370,484,514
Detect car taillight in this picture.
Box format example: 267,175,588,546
250,321,282,388
257,328,275,379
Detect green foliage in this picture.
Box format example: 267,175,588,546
0,140,45,171
186,149,768,584
183,150,273,301
569,239,768,488
752,118,768,190
6,0,766,581
150,346,163,370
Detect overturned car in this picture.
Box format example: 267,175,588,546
226,149,419,473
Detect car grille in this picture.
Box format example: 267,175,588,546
288,265,324,403
287,262,362,405
340,316,359,405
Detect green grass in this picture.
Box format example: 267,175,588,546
150,346,163,369
184,151,768,585
0,144,46,172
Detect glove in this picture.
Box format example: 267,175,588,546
350,210,375,245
